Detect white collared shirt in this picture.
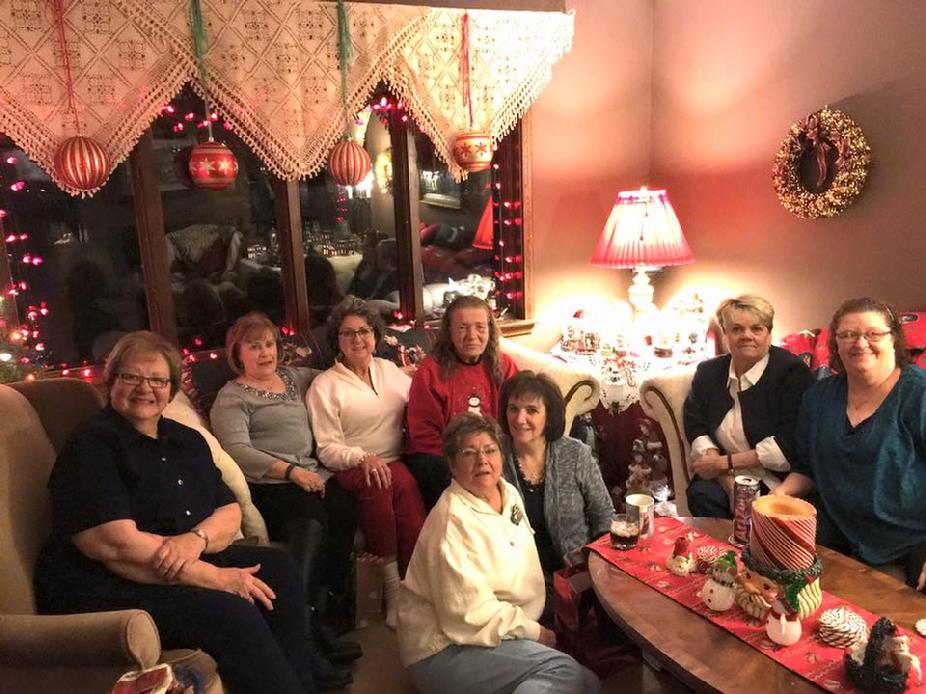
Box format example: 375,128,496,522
691,353,788,489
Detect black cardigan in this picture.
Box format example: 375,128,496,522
682,345,814,465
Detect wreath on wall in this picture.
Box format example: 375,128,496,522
772,106,871,219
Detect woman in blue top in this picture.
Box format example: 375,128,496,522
774,297,926,590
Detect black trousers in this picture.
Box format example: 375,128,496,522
40,545,316,694
249,478,358,595
405,452,451,510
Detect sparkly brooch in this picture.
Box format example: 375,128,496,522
510,504,523,525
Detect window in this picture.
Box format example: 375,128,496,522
0,89,529,368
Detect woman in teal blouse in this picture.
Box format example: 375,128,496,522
775,297,926,589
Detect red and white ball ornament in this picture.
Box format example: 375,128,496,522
452,130,493,173
188,140,238,191
327,140,371,187
54,135,110,192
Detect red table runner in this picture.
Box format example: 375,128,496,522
588,517,926,693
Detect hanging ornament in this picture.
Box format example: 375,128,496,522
49,0,109,194
188,0,237,191
453,12,493,173
328,140,371,187
189,140,239,190
54,135,110,192
327,0,371,186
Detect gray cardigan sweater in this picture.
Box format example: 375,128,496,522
503,436,614,566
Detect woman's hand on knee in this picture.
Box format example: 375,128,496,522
917,560,926,591
362,455,392,489
216,564,277,610
291,467,326,497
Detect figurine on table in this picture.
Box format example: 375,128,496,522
698,550,737,612
666,532,695,576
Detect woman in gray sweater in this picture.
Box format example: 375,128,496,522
210,312,360,688
500,371,614,624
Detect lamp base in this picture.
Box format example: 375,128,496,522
627,268,656,314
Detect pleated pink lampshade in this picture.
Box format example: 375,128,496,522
590,188,693,269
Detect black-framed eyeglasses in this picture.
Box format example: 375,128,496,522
338,328,374,340
834,330,891,343
116,372,171,389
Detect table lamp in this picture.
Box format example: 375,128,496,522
590,187,693,314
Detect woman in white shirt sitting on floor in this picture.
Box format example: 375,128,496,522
397,412,599,694
306,296,427,629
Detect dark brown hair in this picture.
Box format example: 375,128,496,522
827,297,909,373
498,370,565,442
225,312,281,374
103,331,182,398
431,295,503,382
325,295,385,355
443,412,503,460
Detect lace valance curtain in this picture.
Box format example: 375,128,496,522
0,0,574,194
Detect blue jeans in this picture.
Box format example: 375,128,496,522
407,639,600,694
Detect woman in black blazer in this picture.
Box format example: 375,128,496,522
682,295,814,518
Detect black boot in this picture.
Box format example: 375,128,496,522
310,649,353,691
314,621,362,664
312,587,362,663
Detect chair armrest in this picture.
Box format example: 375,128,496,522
639,368,696,516
500,337,601,433
0,610,161,669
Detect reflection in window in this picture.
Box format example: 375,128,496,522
299,103,388,327
414,124,494,320
155,86,280,350
0,135,147,367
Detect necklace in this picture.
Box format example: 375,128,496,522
515,452,545,486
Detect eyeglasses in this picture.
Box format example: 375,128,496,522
834,330,892,343
456,444,501,461
116,372,171,389
338,328,374,340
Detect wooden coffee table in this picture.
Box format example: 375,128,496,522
589,517,926,693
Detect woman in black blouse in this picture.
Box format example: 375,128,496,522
33,331,318,694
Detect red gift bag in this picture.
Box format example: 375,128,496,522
553,564,639,678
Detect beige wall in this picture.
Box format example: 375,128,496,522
523,0,926,349
521,0,654,349
652,0,926,337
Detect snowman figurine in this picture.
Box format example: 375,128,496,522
666,532,695,576
698,550,738,612
765,596,802,646
467,393,482,415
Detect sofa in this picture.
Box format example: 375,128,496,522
0,336,597,693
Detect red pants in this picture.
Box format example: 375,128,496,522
334,461,426,575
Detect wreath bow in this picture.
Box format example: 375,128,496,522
803,114,832,188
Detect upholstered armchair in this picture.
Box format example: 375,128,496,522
0,379,225,693
638,368,697,517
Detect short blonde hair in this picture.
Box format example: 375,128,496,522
716,295,775,333
225,312,281,374
103,331,182,398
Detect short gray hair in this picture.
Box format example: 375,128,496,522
716,295,775,332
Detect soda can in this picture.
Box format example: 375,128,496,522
730,475,760,547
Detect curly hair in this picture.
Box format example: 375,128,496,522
431,295,503,382
442,412,503,461
826,297,909,373
224,312,281,374
498,371,566,442
325,295,385,356
103,331,182,398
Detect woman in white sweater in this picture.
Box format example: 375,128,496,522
306,297,427,628
397,413,599,694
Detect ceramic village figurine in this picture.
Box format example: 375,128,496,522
697,550,737,612
666,532,695,576
846,617,922,693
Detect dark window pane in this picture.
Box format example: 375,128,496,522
154,85,280,350
0,135,147,367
